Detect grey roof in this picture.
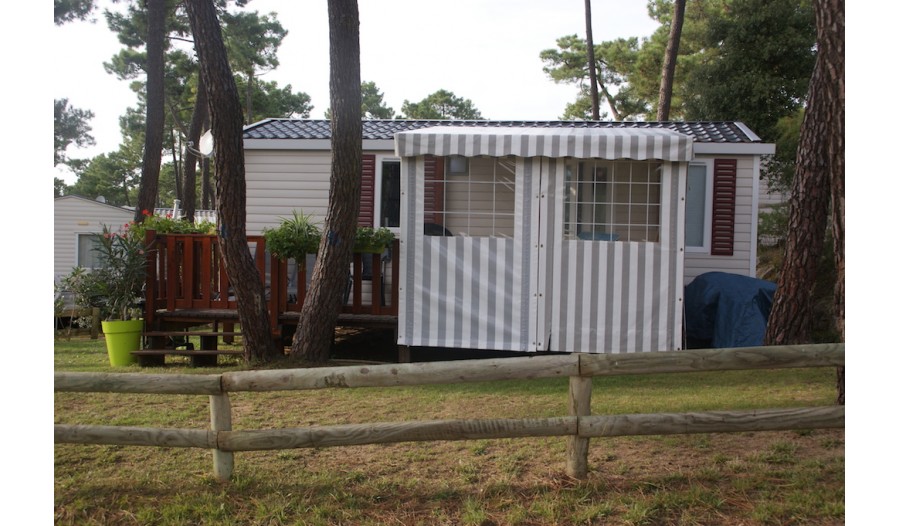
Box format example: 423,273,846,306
243,119,764,144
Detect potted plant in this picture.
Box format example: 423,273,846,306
263,211,322,267
353,226,395,253
63,223,149,366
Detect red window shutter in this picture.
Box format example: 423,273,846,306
358,154,376,227
711,158,737,256
423,155,445,225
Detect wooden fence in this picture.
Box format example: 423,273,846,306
54,343,845,481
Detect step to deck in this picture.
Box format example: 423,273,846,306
143,331,242,337
131,349,244,367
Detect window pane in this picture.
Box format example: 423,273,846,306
435,158,515,238
380,161,401,227
77,234,103,269
565,161,661,242
685,164,707,247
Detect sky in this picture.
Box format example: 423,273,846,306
51,0,660,183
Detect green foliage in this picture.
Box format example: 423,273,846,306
234,76,313,122
221,10,286,74
540,0,814,129
54,98,95,166
54,0,96,25
129,210,217,240
326,81,395,120
61,224,148,321
360,81,395,119
263,211,322,261
353,227,394,253
400,89,483,120
764,109,805,192
68,144,142,207
540,35,647,119
758,204,789,247
681,0,815,140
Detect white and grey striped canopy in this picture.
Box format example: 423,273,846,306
395,126,693,161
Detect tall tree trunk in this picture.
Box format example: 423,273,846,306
815,0,845,404
185,0,278,363
134,0,166,221
290,0,362,363
183,75,209,223
765,0,843,360
584,0,600,120
657,0,686,121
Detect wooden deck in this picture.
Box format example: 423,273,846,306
138,231,400,365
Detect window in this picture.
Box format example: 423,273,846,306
378,159,401,228
76,233,104,269
685,162,711,250
564,160,662,242
448,155,468,176
425,156,516,237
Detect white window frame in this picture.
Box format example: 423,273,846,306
685,159,713,253
373,155,401,233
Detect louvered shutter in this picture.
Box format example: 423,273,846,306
358,154,376,227
423,155,445,225
710,158,737,256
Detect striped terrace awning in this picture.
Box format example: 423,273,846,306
394,126,694,161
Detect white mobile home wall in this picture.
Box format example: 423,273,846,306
244,149,396,235
54,195,134,280
683,154,759,284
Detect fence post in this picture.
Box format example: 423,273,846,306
210,393,234,481
566,357,592,479
90,307,101,339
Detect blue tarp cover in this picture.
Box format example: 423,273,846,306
684,272,776,348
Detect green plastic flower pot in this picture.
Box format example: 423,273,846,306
101,319,143,367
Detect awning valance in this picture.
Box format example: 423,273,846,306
395,126,693,161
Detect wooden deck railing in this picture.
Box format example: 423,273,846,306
55,343,845,482
143,230,400,332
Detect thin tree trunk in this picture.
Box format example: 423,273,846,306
201,113,212,210
183,75,208,223
657,0,686,121
134,0,166,221
245,70,254,124
290,0,362,363
765,0,843,356
185,0,278,363
170,130,182,202
584,0,600,120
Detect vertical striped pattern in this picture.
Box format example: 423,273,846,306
395,127,693,161
399,157,532,351
399,154,685,354
548,164,682,353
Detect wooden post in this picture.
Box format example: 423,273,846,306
210,393,233,481
90,307,101,339
566,372,592,479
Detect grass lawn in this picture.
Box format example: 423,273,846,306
54,335,844,525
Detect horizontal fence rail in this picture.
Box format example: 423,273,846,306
55,344,845,481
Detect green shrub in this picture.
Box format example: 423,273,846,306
353,227,394,253
127,210,216,241
263,211,322,261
